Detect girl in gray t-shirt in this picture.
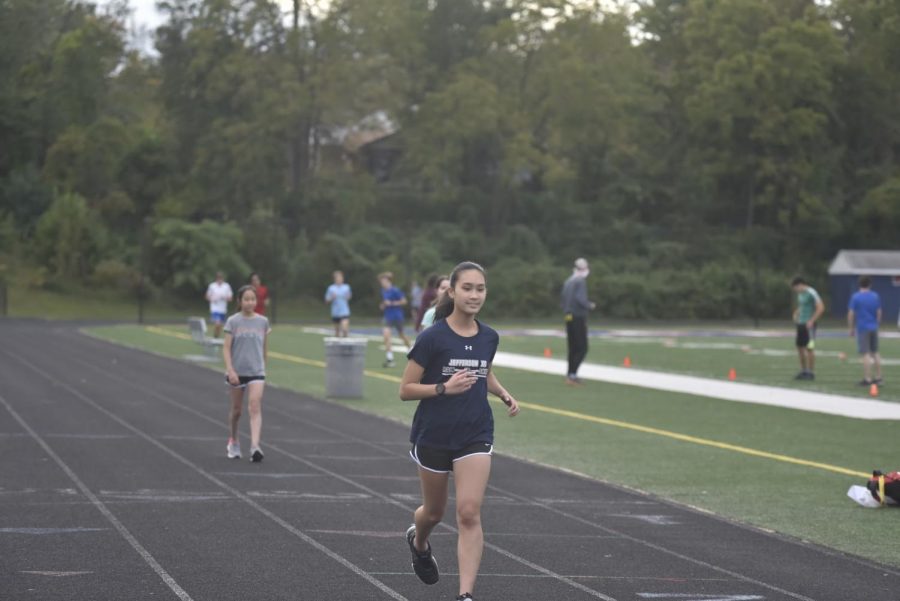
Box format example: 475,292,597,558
223,285,271,463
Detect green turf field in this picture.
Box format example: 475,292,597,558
498,329,900,402
86,323,900,567
3,282,327,322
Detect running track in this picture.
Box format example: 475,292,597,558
1,320,898,601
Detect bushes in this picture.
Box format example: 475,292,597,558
149,219,250,297
33,191,106,280
481,258,565,319
309,232,379,307
592,263,790,320
14,200,800,321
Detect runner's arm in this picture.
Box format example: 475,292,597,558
487,370,519,417
813,298,825,322
223,333,239,384
399,360,476,400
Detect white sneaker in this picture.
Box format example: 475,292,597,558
226,439,241,459
250,447,264,463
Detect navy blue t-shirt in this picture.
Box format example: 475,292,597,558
407,319,500,450
382,286,405,322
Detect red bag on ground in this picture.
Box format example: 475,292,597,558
866,471,900,505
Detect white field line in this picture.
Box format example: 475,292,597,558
491,352,900,421
300,327,900,420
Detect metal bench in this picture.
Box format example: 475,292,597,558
187,316,224,361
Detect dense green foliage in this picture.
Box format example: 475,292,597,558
1,0,898,318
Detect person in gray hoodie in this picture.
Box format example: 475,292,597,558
561,258,595,385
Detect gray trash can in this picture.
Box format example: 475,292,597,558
324,337,368,398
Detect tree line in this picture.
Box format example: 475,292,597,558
1,0,898,319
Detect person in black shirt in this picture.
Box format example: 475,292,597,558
399,261,520,601
560,257,595,385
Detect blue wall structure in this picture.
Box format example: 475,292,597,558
829,275,900,323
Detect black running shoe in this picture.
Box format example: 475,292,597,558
859,379,873,386
406,524,439,585
250,447,264,463
793,371,807,380
456,594,474,601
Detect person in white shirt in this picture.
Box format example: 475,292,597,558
205,271,233,338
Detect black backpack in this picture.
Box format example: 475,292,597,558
866,471,900,505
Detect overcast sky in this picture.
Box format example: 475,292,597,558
101,0,296,53
101,0,639,54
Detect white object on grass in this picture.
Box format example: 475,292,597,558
847,485,881,508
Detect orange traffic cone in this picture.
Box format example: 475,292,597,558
728,368,737,381
870,383,879,397
543,347,552,358
623,356,631,368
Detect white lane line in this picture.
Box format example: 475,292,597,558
490,351,900,420
0,488,77,496
21,571,94,577
637,595,764,600
99,490,229,502
609,515,681,526
344,474,420,481
245,491,373,501
44,433,133,439
67,348,620,601
213,472,325,478
487,483,816,601
370,332,900,420
309,529,428,538
309,529,621,540
76,329,900,585
304,454,397,460
290,425,820,601
368,572,731,582
218,393,833,600
535,498,658,505
0,527,107,535
245,434,621,600
4,351,409,601
0,393,194,601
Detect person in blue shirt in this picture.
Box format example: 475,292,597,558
399,261,520,601
847,275,883,386
379,272,411,367
325,270,352,337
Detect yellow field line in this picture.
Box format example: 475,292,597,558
146,326,405,382
145,325,192,340
268,351,401,382
268,350,325,368
143,325,868,478
514,401,868,478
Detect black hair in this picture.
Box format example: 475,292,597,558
859,275,872,288
433,262,486,322
429,275,450,308
790,276,806,287
237,284,257,306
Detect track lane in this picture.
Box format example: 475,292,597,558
3,321,898,601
